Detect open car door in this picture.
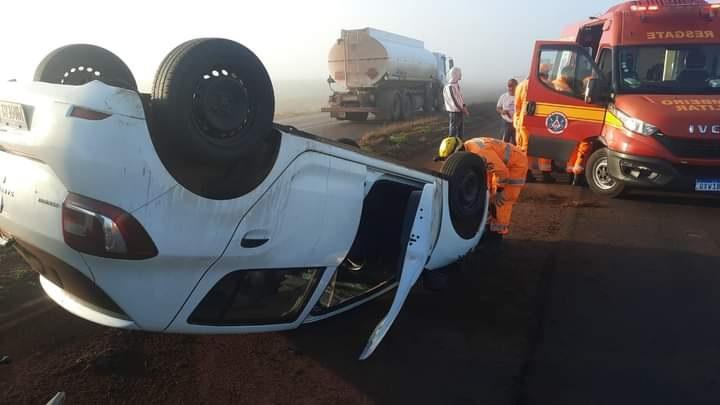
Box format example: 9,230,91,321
359,183,435,360
524,41,607,162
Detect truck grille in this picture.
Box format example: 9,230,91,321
656,135,720,159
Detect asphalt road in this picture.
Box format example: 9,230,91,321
276,113,389,141
519,188,720,405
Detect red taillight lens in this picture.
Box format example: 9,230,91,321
62,193,158,260
69,106,111,120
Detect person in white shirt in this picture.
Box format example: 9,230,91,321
497,78,518,144
443,67,470,139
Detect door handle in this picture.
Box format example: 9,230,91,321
240,229,270,248
526,101,536,116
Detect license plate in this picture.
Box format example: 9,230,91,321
696,179,720,192
0,101,28,130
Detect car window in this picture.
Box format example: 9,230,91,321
538,47,599,99
598,48,612,81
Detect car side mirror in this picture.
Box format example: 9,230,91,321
585,78,610,105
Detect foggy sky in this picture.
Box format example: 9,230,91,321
1,0,619,102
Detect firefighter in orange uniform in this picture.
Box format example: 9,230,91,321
514,67,555,183
463,137,529,236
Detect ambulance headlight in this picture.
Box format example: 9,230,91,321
609,105,658,136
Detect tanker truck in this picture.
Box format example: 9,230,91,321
321,28,453,121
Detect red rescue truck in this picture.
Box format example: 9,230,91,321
524,0,720,197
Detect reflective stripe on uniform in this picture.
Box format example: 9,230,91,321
507,178,526,186
504,144,512,164
496,178,509,186
467,139,485,148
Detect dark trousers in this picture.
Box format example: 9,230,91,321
502,122,516,145
448,112,464,139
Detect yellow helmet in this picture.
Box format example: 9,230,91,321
437,136,463,160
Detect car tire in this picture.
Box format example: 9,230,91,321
442,151,488,239
151,38,277,164
34,44,137,91
150,38,280,200
585,148,626,198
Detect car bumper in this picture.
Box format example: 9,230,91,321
607,150,720,191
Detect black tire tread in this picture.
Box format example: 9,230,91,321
441,151,488,239
585,148,627,198
34,44,137,91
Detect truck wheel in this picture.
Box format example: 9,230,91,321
347,112,368,121
423,87,433,112
391,93,403,121
434,90,443,112
585,148,626,198
403,93,416,120
34,44,137,91
442,151,488,239
150,38,280,200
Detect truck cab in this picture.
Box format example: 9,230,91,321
524,0,720,196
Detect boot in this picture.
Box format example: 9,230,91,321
571,172,586,187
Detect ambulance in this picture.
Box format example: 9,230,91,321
524,0,720,197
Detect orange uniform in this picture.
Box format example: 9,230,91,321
464,137,528,235
514,80,552,173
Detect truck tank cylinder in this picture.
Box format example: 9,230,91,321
328,28,440,89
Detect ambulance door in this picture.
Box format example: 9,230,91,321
524,41,607,162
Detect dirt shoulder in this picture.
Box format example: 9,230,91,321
359,102,498,162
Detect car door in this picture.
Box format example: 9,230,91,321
524,41,607,162
359,182,436,360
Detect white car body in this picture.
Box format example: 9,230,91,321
0,79,487,359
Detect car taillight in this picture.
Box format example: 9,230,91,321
69,106,111,120
62,193,158,260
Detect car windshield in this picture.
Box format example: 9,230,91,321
617,45,720,94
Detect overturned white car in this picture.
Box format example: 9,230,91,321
0,39,488,359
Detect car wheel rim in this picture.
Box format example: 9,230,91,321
460,171,480,208
193,68,251,139
60,65,103,86
593,157,616,190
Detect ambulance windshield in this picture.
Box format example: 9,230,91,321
617,45,720,94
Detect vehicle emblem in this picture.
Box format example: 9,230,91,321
689,125,720,135
546,112,568,135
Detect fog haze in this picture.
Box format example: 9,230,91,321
2,0,619,113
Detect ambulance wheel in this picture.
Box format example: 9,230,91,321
586,148,626,198
442,151,488,239
150,38,280,200
34,44,137,91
